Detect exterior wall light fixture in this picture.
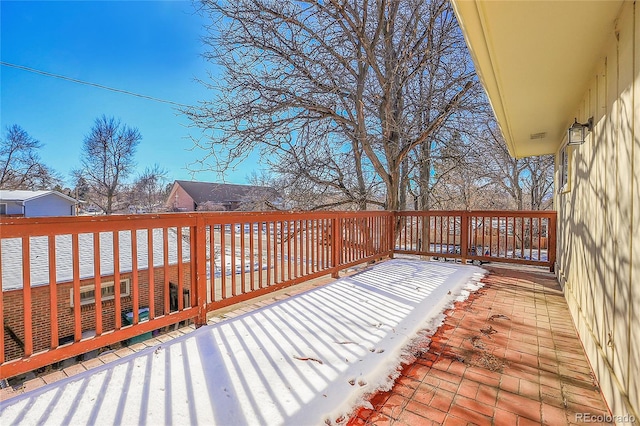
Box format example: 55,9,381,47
567,117,593,145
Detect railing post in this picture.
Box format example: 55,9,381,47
389,212,396,259
194,214,208,327
548,212,557,273
331,216,341,278
461,211,469,264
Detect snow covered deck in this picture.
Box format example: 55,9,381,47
0,259,484,425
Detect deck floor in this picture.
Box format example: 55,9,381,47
0,261,611,425
348,264,611,425
0,259,484,425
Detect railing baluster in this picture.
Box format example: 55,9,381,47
22,237,33,356
507,216,516,257
453,215,458,253
267,221,272,286
48,236,58,349
250,222,255,291
240,222,246,294
114,231,122,328
481,216,485,255
498,215,502,256
147,229,155,320
321,219,333,269
403,216,407,250
318,219,323,270
190,225,197,308
292,220,297,279
175,227,182,312
411,216,422,251
271,222,277,284
162,228,169,315
287,220,292,280
520,215,525,260
258,221,263,289
280,221,285,282
72,234,81,341
300,219,305,275
93,232,102,336
348,218,352,263
439,216,443,254
132,230,140,322
538,217,542,262
488,216,493,256
529,217,533,261
230,224,237,296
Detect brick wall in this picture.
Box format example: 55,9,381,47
169,185,195,211
3,264,192,362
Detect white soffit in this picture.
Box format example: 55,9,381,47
452,0,624,157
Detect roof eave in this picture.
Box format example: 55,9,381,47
451,0,624,158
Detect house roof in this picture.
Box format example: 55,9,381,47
173,180,278,206
1,228,191,291
0,190,78,204
450,0,624,158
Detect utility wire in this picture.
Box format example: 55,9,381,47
1,61,193,108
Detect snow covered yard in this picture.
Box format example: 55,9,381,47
0,259,485,425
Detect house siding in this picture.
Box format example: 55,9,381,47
2,201,24,216
2,264,192,362
24,194,75,217
555,1,639,419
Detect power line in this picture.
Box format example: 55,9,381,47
1,61,193,108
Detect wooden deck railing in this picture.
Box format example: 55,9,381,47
0,209,553,379
394,210,556,269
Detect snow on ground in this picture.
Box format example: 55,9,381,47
0,259,485,426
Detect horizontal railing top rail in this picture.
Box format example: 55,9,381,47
394,209,556,217
0,209,554,379
0,210,393,239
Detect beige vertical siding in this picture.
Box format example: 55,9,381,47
555,1,639,420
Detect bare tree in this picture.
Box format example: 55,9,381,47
76,116,141,214
482,119,554,210
425,131,489,209
188,0,478,211
522,156,554,210
0,125,61,190
130,164,169,212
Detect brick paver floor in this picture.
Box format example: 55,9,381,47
348,264,612,425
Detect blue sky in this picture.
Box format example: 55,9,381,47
1,0,258,187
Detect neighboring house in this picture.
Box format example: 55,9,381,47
1,229,192,361
0,190,78,217
165,180,280,212
452,0,638,420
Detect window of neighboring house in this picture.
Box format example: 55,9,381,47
70,278,130,307
559,145,570,192
0,203,6,215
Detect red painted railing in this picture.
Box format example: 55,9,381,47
394,211,556,269
0,211,393,378
0,210,553,379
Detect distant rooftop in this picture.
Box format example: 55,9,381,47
173,180,278,205
0,190,77,203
